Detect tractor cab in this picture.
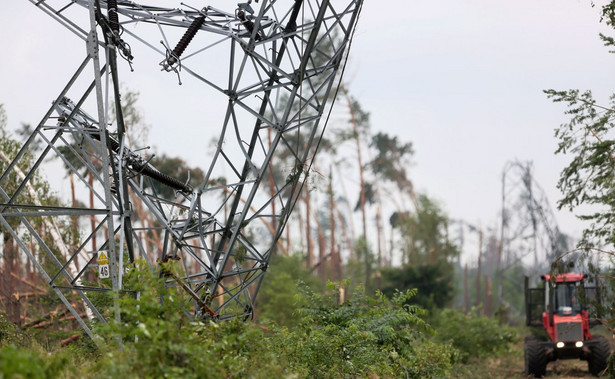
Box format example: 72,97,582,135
524,272,609,377
551,279,582,317
539,273,592,347
544,273,585,314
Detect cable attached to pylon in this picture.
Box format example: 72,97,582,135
94,0,134,66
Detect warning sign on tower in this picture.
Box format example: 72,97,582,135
98,251,110,279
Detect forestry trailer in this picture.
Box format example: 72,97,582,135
524,273,611,377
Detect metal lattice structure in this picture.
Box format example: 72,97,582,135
496,160,569,302
499,161,566,270
0,0,363,338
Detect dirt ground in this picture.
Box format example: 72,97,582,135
453,351,604,378
452,329,614,378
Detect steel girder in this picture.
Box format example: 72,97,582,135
1,0,362,335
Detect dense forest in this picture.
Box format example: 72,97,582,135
3,1,615,378
0,85,521,377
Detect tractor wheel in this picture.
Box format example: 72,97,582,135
524,336,547,378
588,335,611,377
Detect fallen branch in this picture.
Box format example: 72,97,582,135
60,334,81,347
22,302,82,328
0,291,47,301
9,272,48,293
33,312,87,329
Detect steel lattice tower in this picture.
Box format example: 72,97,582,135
496,160,569,305
0,0,363,338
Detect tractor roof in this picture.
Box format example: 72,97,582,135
541,273,586,282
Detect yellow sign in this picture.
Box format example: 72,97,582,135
98,251,110,278
97,251,109,265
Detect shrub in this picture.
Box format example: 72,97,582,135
88,261,285,378
0,263,461,378
87,271,457,378
256,253,319,327
272,282,457,378
433,308,517,363
0,344,73,378
0,313,28,348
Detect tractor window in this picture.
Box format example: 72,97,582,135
554,282,582,316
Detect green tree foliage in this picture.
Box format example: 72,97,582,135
384,194,458,311
274,282,455,378
369,131,415,198
89,261,280,378
455,262,526,320
0,106,81,324
84,265,456,378
0,313,29,348
546,6,615,376
381,262,455,312
0,344,73,379
334,95,371,143
341,236,377,293
256,253,320,327
0,262,523,377
148,153,205,199
0,105,6,134
545,89,615,246
0,107,44,229
112,90,206,200
0,312,76,378
545,1,615,247
391,194,458,265
433,308,517,364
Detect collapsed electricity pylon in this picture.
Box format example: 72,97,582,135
496,160,569,303
0,0,363,338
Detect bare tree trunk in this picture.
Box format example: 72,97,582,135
267,128,278,254
485,275,492,317
304,191,314,268
67,172,81,273
345,93,370,287
347,99,367,241
476,229,483,311
464,264,470,313
3,238,21,325
329,169,341,281
317,222,327,281
497,173,506,308
388,224,394,267
376,205,383,269
333,164,357,260
336,207,353,263
285,216,291,255
27,237,36,282
375,204,383,289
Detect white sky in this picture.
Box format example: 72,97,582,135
347,0,615,240
1,0,615,250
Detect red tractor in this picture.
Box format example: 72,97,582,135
524,273,611,377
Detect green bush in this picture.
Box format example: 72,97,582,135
433,308,517,363
0,344,72,378
0,313,28,348
0,264,462,378
381,262,455,312
86,269,457,378
256,253,319,327
87,261,286,378
272,282,456,378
